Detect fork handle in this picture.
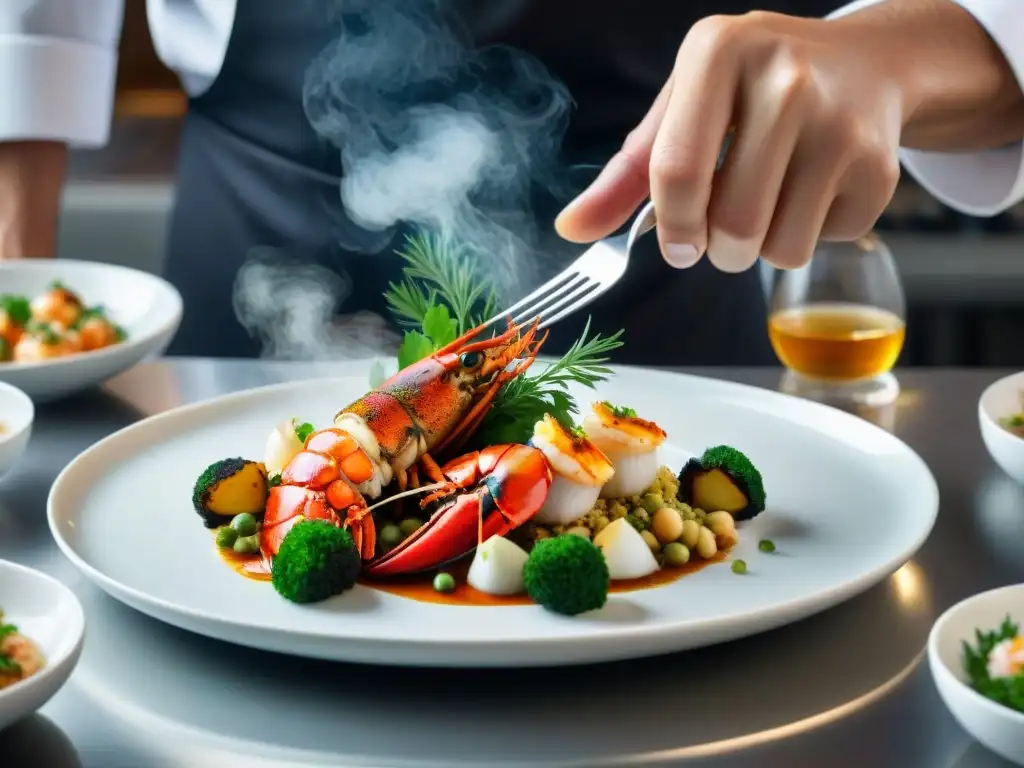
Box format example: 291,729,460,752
630,200,658,241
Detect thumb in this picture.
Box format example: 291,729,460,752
554,77,673,243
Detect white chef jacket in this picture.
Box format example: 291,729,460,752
1,0,1021,217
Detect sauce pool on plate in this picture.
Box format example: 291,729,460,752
217,538,727,605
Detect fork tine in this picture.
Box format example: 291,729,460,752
486,270,580,329
509,273,586,327
519,278,596,329
537,283,604,330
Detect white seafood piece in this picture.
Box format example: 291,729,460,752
593,518,660,580
582,401,667,498
263,419,305,477
467,535,529,595
531,414,615,525
334,412,394,496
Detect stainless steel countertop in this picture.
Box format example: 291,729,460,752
1,360,1023,767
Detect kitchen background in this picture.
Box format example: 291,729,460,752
61,5,1024,367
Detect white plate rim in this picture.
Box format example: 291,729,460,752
0,558,86,700
0,259,183,373
47,368,940,659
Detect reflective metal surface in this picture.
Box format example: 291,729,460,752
1,361,1021,767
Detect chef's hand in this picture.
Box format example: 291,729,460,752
553,8,931,272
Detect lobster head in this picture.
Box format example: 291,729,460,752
432,317,544,393
379,317,546,455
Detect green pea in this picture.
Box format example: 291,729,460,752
639,493,664,515
433,572,456,593
380,524,403,549
759,539,776,553
215,527,238,549
663,542,690,567
399,518,423,538
731,559,748,575
230,513,259,537
233,533,260,555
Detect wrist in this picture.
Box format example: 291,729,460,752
828,0,1024,151
0,141,67,260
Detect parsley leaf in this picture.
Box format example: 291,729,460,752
603,401,637,419
0,295,31,326
962,615,1024,713
368,358,388,388
397,331,436,370
293,421,315,443
421,304,458,349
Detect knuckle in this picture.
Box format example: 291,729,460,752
684,14,746,60
767,56,815,113
649,145,703,191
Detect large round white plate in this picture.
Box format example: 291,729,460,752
47,366,939,667
0,259,182,402
0,559,86,731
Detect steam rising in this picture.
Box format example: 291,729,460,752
233,0,574,360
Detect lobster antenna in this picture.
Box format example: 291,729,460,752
365,482,446,513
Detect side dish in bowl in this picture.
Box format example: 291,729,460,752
0,608,45,691
0,259,182,402
0,282,126,364
979,372,1024,486
930,584,1024,766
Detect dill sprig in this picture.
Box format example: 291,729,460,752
471,318,624,447
385,232,497,335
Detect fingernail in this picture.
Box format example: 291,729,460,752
707,231,760,273
663,243,701,268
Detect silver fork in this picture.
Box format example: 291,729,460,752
482,200,657,332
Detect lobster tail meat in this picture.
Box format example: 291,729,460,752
363,443,552,579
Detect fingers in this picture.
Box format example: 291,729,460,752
821,146,901,241
648,18,739,268
554,77,674,243
704,62,808,272
759,144,847,269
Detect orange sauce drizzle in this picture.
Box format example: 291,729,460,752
216,536,728,605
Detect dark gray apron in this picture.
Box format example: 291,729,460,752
164,0,841,365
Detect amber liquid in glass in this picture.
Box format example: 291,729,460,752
768,302,905,381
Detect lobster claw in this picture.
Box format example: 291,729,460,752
362,444,552,579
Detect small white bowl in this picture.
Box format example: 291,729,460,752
0,559,86,732
0,259,182,403
979,372,1024,485
0,381,33,482
929,584,1024,766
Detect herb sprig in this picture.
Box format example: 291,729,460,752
962,615,1024,712
380,228,625,446
0,615,21,675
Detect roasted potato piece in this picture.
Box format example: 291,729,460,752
192,458,270,528
677,445,766,521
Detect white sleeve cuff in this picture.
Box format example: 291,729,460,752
897,0,1024,217
0,35,118,148
829,0,1024,217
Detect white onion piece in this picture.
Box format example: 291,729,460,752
264,420,304,476
534,474,601,526
467,536,529,595
592,518,660,580
599,449,659,499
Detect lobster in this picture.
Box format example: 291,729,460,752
259,316,551,576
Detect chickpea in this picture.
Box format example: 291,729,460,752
651,507,683,544
705,511,735,537
696,526,718,559
566,525,591,540
640,530,661,553
680,519,701,549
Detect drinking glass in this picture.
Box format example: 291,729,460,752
768,233,906,407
